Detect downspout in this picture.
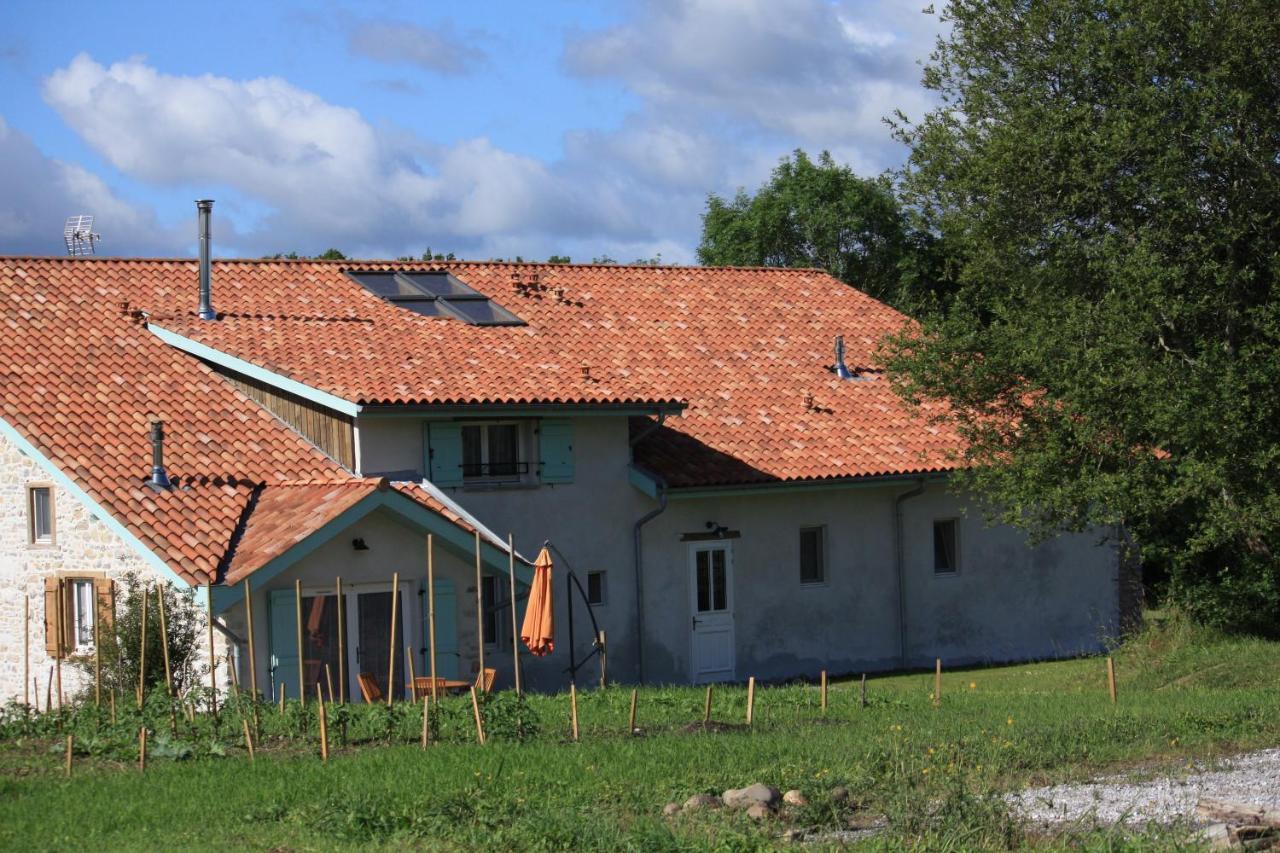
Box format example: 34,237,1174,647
630,412,668,684
893,478,927,669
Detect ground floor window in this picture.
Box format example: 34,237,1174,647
933,519,959,574
586,570,607,606
45,575,109,657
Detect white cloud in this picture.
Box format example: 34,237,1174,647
0,114,184,256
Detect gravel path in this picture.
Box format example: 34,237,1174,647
1010,747,1280,827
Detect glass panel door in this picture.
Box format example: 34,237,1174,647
356,590,405,701
301,593,343,699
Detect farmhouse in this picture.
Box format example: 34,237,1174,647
0,210,1129,702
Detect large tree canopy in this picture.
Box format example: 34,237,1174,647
698,151,950,313
884,0,1280,630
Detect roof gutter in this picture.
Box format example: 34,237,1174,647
894,478,927,669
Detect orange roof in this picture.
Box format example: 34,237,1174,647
0,257,480,585
1,256,963,583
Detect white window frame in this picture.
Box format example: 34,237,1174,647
27,483,55,546
460,421,531,485
933,518,960,576
68,578,96,653
586,570,607,606
798,525,827,586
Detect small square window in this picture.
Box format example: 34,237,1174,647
586,571,606,606
28,485,53,545
799,526,825,584
933,520,959,574
461,422,527,482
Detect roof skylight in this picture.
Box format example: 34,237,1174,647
347,271,524,326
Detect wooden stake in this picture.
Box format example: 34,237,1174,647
570,683,580,742
33,675,40,715
315,684,329,763
45,667,52,713
242,717,255,762
207,583,218,716
244,579,258,703
387,572,399,707
861,673,868,708
335,577,345,704
427,536,438,704
1107,656,1117,704
703,685,713,725
278,681,286,713
136,582,147,708
934,658,942,707
508,533,521,696
746,677,756,726
820,670,828,715
138,727,147,773
93,601,101,708
474,532,484,686
55,579,64,711
156,586,173,700
294,579,304,709
420,693,430,749
109,688,116,724
406,646,417,703
23,596,30,711
64,734,73,777
598,631,607,689
628,688,638,734
470,685,486,745
325,663,336,706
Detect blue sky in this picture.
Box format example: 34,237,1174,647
0,1,943,263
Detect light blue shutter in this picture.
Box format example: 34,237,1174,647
539,419,575,484
268,589,298,702
422,577,459,679
426,422,464,487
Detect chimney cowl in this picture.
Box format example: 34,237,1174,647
196,199,215,321
148,420,172,491
833,335,854,380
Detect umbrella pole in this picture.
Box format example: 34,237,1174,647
508,533,521,696
427,535,438,704
474,532,484,690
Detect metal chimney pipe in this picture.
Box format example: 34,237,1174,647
149,420,172,491
834,335,854,380
196,199,215,320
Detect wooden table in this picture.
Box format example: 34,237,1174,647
410,677,472,699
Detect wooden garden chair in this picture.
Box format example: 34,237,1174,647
475,667,497,694
357,671,383,704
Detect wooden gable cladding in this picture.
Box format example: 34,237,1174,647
213,367,356,471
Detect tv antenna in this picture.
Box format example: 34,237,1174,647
64,215,100,256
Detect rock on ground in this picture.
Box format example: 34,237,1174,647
1009,747,1280,827
662,803,681,818
723,783,781,810
683,793,721,812
783,790,807,807
746,803,772,820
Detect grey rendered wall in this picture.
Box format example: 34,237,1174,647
639,480,1119,683
354,415,651,690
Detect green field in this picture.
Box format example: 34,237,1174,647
1,615,1278,851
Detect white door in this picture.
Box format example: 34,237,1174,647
689,542,735,683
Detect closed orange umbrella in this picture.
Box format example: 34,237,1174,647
521,547,554,656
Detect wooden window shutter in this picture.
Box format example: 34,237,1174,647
43,577,61,657
95,578,115,633
538,419,575,484
426,422,464,487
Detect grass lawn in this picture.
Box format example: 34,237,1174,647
1,615,1277,850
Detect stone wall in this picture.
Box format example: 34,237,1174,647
0,428,228,706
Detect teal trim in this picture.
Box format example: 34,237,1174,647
267,589,299,702
0,416,192,592
420,577,460,679
628,465,662,499
666,473,949,500
425,422,464,487
361,404,685,418
149,324,362,417
537,419,574,483
211,489,531,614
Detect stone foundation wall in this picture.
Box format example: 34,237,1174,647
0,429,228,706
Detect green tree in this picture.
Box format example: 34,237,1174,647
883,0,1280,631
316,248,347,260
698,150,942,310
